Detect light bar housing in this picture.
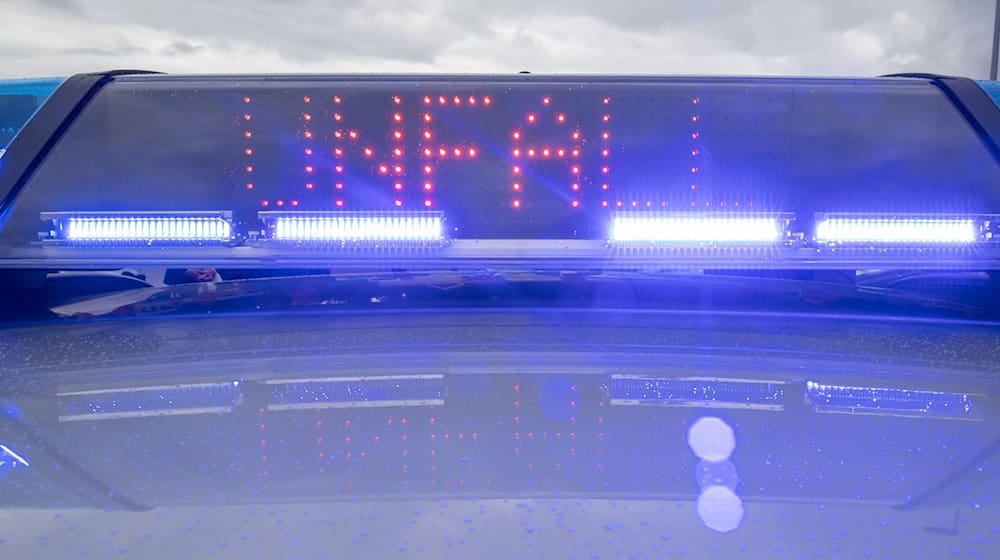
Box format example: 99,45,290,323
42,211,233,244
267,375,446,411
609,375,785,410
610,214,790,244
58,381,242,421
805,381,978,420
260,211,444,244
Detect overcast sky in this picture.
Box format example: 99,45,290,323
1,0,997,79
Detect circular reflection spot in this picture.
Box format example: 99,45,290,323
687,417,735,462
697,485,744,533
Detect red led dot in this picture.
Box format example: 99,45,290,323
393,95,402,105
364,147,373,157
513,182,522,191
483,96,492,105
602,131,610,140
245,182,254,190
303,148,311,156
602,200,609,207
556,148,565,157
243,113,252,121
349,130,358,139
304,113,312,121
276,200,284,207
452,95,460,105
423,181,433,191
333,113,343,122
543,96,551,105
333,96,341,104
243,96,251,103
336,199,344,207
438,147,447,157
603,114,610,122
527,148,536,157
691,149,700,156
527,114,536,123
244,131,252,138
601,149,609,157
512,199,521,208
571,183,580,191
692,115,700,122
393,165,403,173
571,165,580,175
335,165,344,173
393,147,403,157
571,200,580,208
602,183,609,190
616,201,623,207
468,147,477,157
571,149,580,157
303,96,311,103
392,182,403,192
468,96,476,105
424,164,432,174
692,132,700,139
304,131,313,139
334,131,343,139
423,113,432,122
424,96,432,104
513,131,521,140
438,96,447,105
692,97,700,104
291,200,299,207
334,148,343,156
394,113,403,122
690,184,697,190
513,148,521,157
691,167,699,173
379,164,389,174
423,148,432,156
246,148,254,155
395,199,403,207
542,148,551,157
424,130,432,139
572,131,580,140
424,199,433,207
513,165,521,174
306,183,314,189
556,113,565,123
305,165,314,173
245,165,254,173
261,199,269,206
453,147,462,157
336,182,344,189
631,201,638,207
602,166,609,174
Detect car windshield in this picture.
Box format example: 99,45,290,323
1,73,999,560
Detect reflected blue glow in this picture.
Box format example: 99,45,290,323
815,217,978,244
696,485,744,533
58,381,242,421
267,374,445,411
0,443,30,479
696,459,740,491
46,212,233,242
609,375,784,410
805,381,977,420
263,212,443,242
611,214,782,243
687,417,736,462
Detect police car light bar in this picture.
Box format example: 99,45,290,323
611,214,787,243
814,215,983,244
42,211,233,243
260,211,444,242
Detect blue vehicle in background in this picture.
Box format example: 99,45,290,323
0,71,999,559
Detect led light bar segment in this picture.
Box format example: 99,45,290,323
261,211,444,242
815,216,979,244
805,381,977,420
58,381,242,421
42,211,233,242
610,375,785,411
267,375,445,411
611,214,785,243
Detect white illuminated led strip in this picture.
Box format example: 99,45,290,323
611,215,783,243
51,214,232,242
815,218,978,244
264,212,443,242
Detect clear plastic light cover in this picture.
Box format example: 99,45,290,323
0,77,63,153
262,211,443,242
58,381,243,421
43,212,233,243
611,214,785,243
267,375,446,411
609,375,785,410
805,381,977,420
815,215,982,244
3,75,1000,268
